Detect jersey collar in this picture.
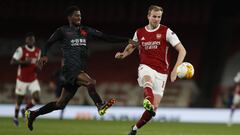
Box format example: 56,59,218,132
25,45,35,52
145,24,160,32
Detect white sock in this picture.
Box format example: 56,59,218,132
133,125,138,131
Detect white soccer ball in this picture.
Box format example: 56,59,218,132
177,62,194,79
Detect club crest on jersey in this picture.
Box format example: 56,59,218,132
141,37,145,41
156,34,161,39
80,29,88,37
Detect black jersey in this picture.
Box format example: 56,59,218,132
42,25,129,85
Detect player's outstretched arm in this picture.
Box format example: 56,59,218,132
115,43,136,59
89,27,133,44
38,28,62,70
170,43,186,82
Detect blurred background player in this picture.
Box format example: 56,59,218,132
228,72,240,126
115,5,186,135
49,59,65,120
10,32,41,126
25,5,135,131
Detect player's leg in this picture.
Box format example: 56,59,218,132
128,75,155,135
137,94,162,128
228,95,240,126
76,72,103,105
13,95,24,126
228,104,236,126
32,91,41,104
14,79,27,126
57,87,64,120
140,75,156,115
75,72,116,115
22,80,41,117
137,65,155,112
129,67,166,135
129,95,162,135
25,86,77,131
60,107,65,120
142,75,155,112
22,91,41,117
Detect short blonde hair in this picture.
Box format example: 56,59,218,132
148,5,163,15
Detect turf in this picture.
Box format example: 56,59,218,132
0,117,239,135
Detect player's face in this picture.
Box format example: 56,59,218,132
25,36,35,46
69,11,81,26
148,10,162,28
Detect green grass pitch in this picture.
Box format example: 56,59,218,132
0,117,239,135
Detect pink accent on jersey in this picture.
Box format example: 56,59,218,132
17,46,40,82
137,25,170,74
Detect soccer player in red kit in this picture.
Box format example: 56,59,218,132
228,72,240,126
115,5,186,135
11,32,41,126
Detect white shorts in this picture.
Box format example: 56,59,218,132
137,64,168,96
233,94,240,105
15,79,41,96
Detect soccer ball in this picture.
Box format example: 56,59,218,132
177,62,194,79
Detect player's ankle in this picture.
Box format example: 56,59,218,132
132,125,138,131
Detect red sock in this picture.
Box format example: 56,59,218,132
144,87,154,104
136,110,153,129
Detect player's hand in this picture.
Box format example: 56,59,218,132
37,56,48,70
170,68,177,82
115,52,125,59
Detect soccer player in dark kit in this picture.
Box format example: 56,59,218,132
25,5,135,131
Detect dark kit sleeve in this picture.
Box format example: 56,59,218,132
88,27,130,43
42,28,63,56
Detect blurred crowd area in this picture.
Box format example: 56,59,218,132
0,80,198,108
0,0,240,107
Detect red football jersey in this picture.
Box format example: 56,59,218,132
13,45,41,82
135,25,177,74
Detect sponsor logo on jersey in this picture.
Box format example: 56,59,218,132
142,41,161,50
71,38,86,46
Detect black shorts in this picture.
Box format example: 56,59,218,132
62,63,86,85
61,67,82,93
